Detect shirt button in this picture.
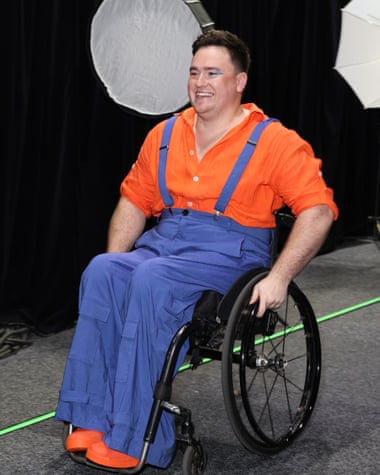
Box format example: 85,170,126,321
187,201,193,207
193,176,199,182
189,150,195,156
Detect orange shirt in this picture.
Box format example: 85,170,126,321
121,104,338,228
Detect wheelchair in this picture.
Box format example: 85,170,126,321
62,210,322,474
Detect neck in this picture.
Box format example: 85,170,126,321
194,106,248,140
193,106,248,161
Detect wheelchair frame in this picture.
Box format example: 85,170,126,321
63,212,322,474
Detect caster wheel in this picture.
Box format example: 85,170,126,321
182,442,207,475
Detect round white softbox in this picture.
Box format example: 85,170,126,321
90,0,214,116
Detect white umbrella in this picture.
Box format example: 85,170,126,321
90,0,214,116
334,0,380,243
334,0,380,109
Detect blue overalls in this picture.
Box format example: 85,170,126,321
55,117,276,467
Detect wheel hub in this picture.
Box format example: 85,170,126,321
254,352,288,373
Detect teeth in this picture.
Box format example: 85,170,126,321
197,92,212,97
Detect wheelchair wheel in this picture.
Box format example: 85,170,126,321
221,270,321,454
182,442,207,475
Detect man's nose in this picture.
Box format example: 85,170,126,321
195,72,208,85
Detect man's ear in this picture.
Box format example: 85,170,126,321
236,72,248,93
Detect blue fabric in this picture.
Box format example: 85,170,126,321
215,118,279,213
158,115,177,207
157,115,279,213
55,212,273,467
160,208,274,241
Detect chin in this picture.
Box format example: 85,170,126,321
193,101,213,114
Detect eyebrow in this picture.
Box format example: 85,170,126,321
189,66,224,75
190,66,221,71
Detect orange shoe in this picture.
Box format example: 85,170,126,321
65,428,104,452
86,441,139,469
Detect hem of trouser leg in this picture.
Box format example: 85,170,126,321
55,406,109,434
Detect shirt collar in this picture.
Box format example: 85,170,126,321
179,103,266,130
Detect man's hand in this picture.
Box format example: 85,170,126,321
249,272,289,317
249,205,334,317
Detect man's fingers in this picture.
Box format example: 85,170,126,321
256,302,266,317
249,286,258,305
250,283,266,317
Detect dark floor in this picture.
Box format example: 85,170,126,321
1,239,379,475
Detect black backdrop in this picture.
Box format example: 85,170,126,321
2,0,379,333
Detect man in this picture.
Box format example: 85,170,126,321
56,30,338,469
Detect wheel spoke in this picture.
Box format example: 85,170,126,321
222,271,321,454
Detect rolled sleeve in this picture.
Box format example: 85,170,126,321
268,129,339,220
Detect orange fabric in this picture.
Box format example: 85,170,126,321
121,104,338,228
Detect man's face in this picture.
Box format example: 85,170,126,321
188,45,246,117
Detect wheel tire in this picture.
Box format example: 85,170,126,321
221,270,321,454
182,443,207,475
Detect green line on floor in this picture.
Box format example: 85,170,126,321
0,411,56,436
177,295,380,371
1,296,379,436
316,296,380,323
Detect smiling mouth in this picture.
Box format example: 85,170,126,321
196,92,213,97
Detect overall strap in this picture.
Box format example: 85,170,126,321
158,115,279,212
214,118,279,214
158,115,178,206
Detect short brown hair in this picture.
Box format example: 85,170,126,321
192,30,251,73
